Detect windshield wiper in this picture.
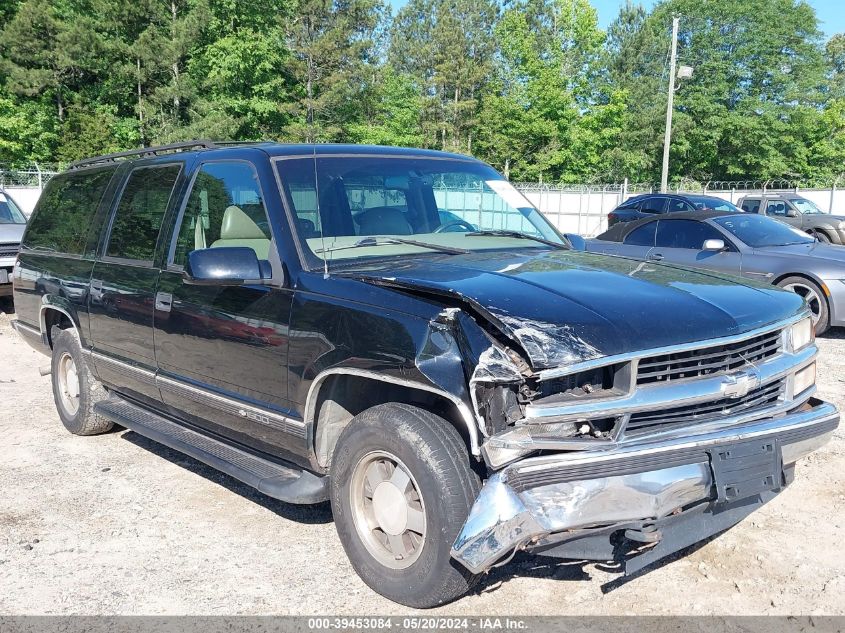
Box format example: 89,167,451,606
465,229,569,249
315,236,470,256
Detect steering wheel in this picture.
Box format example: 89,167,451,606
434,219,476,233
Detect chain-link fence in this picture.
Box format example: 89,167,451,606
0,164,62,188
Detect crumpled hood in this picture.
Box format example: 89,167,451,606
342,249,805,369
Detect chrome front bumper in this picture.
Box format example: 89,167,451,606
451,399,838,574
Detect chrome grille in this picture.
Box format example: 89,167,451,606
637,329,782,385
0,242,19,257
626,378,785,433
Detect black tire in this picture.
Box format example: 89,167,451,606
50,326,113,435
330,403,482,608
814,230,831,243
775,276,830,335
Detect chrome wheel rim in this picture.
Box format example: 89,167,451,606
349,450,427,569
783,282,822,326
56,352,80,416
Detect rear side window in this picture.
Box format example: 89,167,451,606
667,198,694,212
23,167,116,255
107,165,181,262
624,222,657,246
655,219,724,249
640,197,667,214
742,199,760,213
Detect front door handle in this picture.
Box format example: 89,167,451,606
155,292,173,312
648,253,664,262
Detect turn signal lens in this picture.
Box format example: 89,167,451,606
793,362,816,396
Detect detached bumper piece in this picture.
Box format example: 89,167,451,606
451,399,838,574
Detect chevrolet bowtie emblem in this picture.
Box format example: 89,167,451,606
721,370,761,399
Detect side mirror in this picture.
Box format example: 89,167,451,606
702,239,726,252
563,233,586,251
785,208,798,218
184,247,269,286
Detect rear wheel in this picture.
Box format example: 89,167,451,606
50,327,113,435
330,403,481,608
776,276,830,335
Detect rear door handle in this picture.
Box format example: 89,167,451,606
155,292,173,312
648,253,664,262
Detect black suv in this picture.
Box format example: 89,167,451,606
11,142,837,607
608,193,743,226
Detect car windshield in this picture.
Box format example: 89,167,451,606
277,154,565,268
713,214,815,247
0,193,26,224
791,198,824,214
688,196,742,213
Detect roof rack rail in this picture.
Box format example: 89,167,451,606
68,140,218,170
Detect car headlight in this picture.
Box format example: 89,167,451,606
788,317,814,352
792,362,816,396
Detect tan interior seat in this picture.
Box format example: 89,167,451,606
210,205,271,259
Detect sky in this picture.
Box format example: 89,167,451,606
387,0,845,39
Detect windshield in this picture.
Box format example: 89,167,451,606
790,198,824,214
0,193,27,224
276,155,564,268
713,214,815,247
688,196,742,213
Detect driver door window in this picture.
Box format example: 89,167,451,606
172,161,272,267
655,220,727,250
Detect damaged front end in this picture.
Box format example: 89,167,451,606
416,305,837,576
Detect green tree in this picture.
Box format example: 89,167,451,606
475,0,614,182
347,69,425,146
606,0,828,183
389,0,498,153
285,0,386,142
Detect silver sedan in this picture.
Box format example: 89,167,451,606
586,210,845,334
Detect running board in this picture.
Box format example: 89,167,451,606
95,397,328,504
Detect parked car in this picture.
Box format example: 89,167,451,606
0,187,27,297
588,211,845,334
607,193,743,226
738,193,845,244
11,142,837,607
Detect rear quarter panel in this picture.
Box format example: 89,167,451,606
13,253,97,346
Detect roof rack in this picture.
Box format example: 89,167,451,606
68,140,218,170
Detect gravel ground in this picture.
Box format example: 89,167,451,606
1,297,844,615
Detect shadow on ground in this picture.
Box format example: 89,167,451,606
119,429,333,525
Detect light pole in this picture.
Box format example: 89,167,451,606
660,17,693,193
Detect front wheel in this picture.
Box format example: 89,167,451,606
776,276,830,335
330,403,481,608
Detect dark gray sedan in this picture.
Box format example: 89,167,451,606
587,210,845,334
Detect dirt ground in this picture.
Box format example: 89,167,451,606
1,297,844,616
